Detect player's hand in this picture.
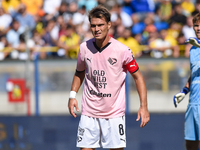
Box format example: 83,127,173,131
173,93,185,107
173,87,189,107
68,98,79,118
185,37,200,48
136,106,150,128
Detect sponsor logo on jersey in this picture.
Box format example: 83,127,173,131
108,57,117,65
120,138,126,142
130,64,136,67
90,90,111,97
87,58,91,62
77,136,82,142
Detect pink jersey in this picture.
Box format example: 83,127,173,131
76,37,134,118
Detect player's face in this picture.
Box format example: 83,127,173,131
193,21,200,39
90,17,111,41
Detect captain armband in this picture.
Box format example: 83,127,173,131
125,59,139,74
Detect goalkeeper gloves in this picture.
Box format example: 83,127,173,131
185,37,200,48
173,87,190,107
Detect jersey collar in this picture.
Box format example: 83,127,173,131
93,42,111,53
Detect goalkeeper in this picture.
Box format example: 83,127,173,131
173,12,200,150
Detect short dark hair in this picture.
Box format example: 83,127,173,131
88,5,111,23
193,13,200,24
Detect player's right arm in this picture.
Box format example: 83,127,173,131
68,70,85,118
173,76,191,107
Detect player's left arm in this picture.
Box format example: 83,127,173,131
131,70,150,128
185,37,200,48
125,59,150,128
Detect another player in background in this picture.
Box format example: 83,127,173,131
68,5,150,150
173,12,200,150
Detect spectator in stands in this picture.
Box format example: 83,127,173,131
131,11,168,38
182,16,196,40
58,20,68,39
176,32,188,57
135,33,151,56
191,0,200,16
10,3,36,31
130,0,155,22
149,29,180,58
79,28,93,42
43,0,62,22
6,19,25,59
20,0,43,18
181,0,195,16
68,2,80,26
0,7,12,35
78,0,98,12
141,15,157,44
73,5,89,31
110,11,123,38
31,29,46,59
56,2,71,24
57,25,80,59
114,23,125,39
34,11,46,35
0,35,11,60
62,0,75,4
56,15,66,38
117,27,142,57
143,15,157,34
160,28,180,57
110,4,133,28
167,21,181,39
169,2,187,26
108,25,115,37
6,19,25,48
121,0,133,16
14,33,35,60
43,0,62,15
98,0,119,10
42,19,58,58
182,16,195,57
1,0,20,13
55,2,79,27
131,13,145,35
177,32,186,45
157,0,173,22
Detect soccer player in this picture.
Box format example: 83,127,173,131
173,13,200,150
68,5,150,150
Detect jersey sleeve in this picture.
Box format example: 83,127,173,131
76,44,86,72
123,48,134,65
123,47,139,73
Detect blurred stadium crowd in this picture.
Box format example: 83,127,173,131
0,0,198,60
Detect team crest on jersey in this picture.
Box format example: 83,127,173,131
108,57,117,65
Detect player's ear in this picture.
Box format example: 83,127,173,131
108,21,111,30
